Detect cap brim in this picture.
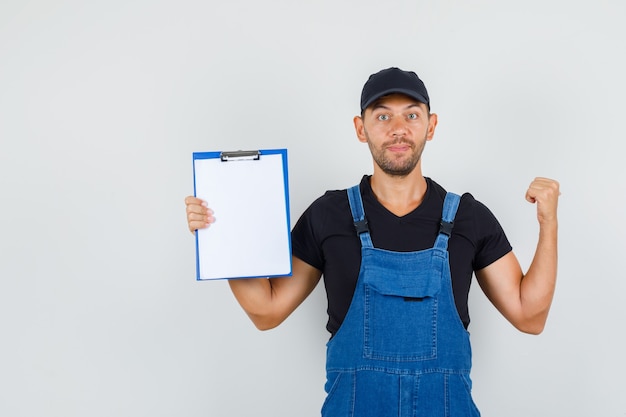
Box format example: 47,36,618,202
361,88,429,111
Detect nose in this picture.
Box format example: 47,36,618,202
390,117,408,137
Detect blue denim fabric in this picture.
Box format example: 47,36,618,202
322,186,480,417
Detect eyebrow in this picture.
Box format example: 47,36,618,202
371,102,424,112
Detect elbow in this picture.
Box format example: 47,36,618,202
510,304,552,335
513,316,547,335
253,321,279,331
248,313,284,331
516,322,545,335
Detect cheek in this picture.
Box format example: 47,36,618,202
364,123,386,137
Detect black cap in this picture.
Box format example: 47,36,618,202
360,67,430,112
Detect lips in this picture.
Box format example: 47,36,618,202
386,141,413,152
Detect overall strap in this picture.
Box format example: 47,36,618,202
434,192,461,251
347,185,373,248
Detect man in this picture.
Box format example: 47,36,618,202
185,67,560,416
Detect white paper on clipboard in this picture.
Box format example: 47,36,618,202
192,149,292,280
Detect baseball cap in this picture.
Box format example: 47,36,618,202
360,67,430,112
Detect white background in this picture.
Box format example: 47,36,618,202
1,1,625,416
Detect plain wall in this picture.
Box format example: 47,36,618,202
1,0,625,416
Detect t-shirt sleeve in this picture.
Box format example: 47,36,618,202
291,198,325,271
470,198,513,271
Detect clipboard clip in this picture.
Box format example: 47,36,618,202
220,150,261,162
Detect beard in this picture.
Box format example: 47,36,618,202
365,130,428,178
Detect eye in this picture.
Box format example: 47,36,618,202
407,113,418,120
377,114,389,121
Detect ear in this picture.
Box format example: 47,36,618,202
353,115,367,143
426,113,438,141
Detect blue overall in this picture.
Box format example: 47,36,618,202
321,185,480,417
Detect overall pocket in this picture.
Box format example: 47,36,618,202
447,373,481,417
321,371,355,417
362,254,443,361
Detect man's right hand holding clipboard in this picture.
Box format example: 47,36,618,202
185,196,215,233
184,196,323,330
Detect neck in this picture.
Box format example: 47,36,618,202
369,168,427,217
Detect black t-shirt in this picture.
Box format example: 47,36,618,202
291,175,512,337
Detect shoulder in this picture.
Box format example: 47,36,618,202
294,180,358,235
314,187,349,205
306,176,372,216
458,192,501,227
444,186,512,269
291,180,358,269
426,178,497,221
305,187,350,218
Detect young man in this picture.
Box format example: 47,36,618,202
185,67,560,416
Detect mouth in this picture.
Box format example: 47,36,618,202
385,141,413,153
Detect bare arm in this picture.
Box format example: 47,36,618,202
228,257,322,330
185,196,322,330
475,177,560,335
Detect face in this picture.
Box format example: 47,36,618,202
354,94,437,177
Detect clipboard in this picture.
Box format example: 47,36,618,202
192,149,292,280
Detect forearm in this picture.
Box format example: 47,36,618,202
519,220,558,332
